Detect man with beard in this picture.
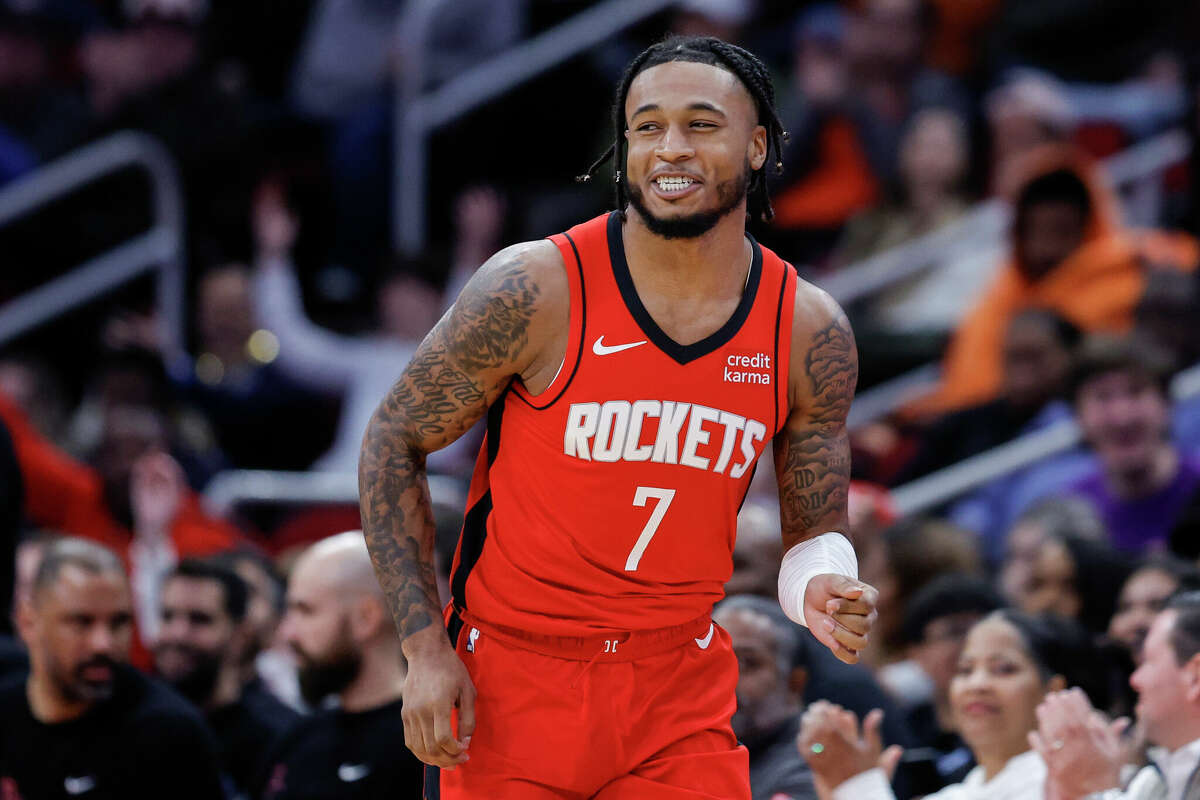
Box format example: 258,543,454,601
258,532,422,798
0,537,224,797
155,558,299,797
360,35,874,800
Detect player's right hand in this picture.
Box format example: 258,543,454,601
401,626,477,770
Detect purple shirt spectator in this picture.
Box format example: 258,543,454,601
1067,458,1200,554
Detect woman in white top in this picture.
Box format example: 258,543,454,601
799,610,1098,800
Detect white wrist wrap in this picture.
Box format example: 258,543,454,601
778,532,858,629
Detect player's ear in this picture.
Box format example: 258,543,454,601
748,125,767,172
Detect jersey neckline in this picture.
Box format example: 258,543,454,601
606,211,763,366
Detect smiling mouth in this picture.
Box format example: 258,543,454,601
654,176,697,193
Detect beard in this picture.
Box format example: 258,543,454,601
293,632,362,707
626,160,752,239
54,654,119,704
156,644,222,705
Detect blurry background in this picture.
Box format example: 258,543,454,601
1,0,1200,795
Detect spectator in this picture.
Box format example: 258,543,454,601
894,309,1080,486
768,4,881,264
0,415,20,635
209,549,300,709
726,499,783,599
0,390,243,645
1109,556,1200,665
250,182,496,476
1,537,224,797
894,575,1005,793
841,107,974,351
1033,592,1200,800
985,74,1075,197
869,516,981,668
800,610,1099,799
1135,269,1200,372
166,263,337,471
1020,532,1132,636
258,531,423,798
155,558,299,796
925,145,1197,415
1064,334,1200,554
996,497,1107,605
714,594,817,800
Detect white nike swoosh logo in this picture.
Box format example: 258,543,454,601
695,623,715,650
593,336,647,356
64,776,96,795
338,764,371,782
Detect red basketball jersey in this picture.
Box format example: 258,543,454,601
449,212,798,636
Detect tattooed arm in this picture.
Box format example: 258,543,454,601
775,286,855,549
359,239,567,766
773,284,876,663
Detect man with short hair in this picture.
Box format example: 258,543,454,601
155,558,298,797
258,532,423,798
1065,335,1200,554
1034,591,1200,799
0,537,224,797
714,594,816,800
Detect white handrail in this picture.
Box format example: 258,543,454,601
394,0,680,253
0,131,185,357
890,359,1200,515
203,469,467,517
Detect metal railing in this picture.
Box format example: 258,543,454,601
0,131,185,359
203,469,467,517
890,359,1200,516
394,0,680,254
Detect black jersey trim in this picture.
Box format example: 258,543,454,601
512,232,587,411
606,211,763,365
450,390,506,613
772,264,790,436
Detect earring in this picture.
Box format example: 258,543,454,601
615,170,622,183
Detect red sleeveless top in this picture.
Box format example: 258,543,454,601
449,212,798,636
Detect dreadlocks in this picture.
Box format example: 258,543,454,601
577,35,788,223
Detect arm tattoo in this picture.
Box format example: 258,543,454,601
776,311,857,546
359,252,540,640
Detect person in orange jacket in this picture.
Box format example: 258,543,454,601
924,144,1199,415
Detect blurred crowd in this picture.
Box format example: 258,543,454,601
2,0,1200,797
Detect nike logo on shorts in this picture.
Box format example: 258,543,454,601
592,336,647,356
694,623,715,650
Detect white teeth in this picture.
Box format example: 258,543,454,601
655,176,694,192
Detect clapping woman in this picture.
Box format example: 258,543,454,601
798,611,1098,799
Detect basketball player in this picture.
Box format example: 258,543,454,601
360,35,876,799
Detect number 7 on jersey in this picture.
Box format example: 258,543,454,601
625,486,676,571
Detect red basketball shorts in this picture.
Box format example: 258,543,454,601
427,611,751,800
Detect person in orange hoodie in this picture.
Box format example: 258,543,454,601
0,390,244,652
924,145,1198,414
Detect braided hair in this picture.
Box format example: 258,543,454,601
578,35,788,223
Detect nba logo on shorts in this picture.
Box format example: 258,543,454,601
467,628,480,653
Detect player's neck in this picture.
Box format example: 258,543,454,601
622,206,750,298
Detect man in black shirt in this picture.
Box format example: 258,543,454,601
259,531,423,799
2,537,224,798
155,558,299,797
